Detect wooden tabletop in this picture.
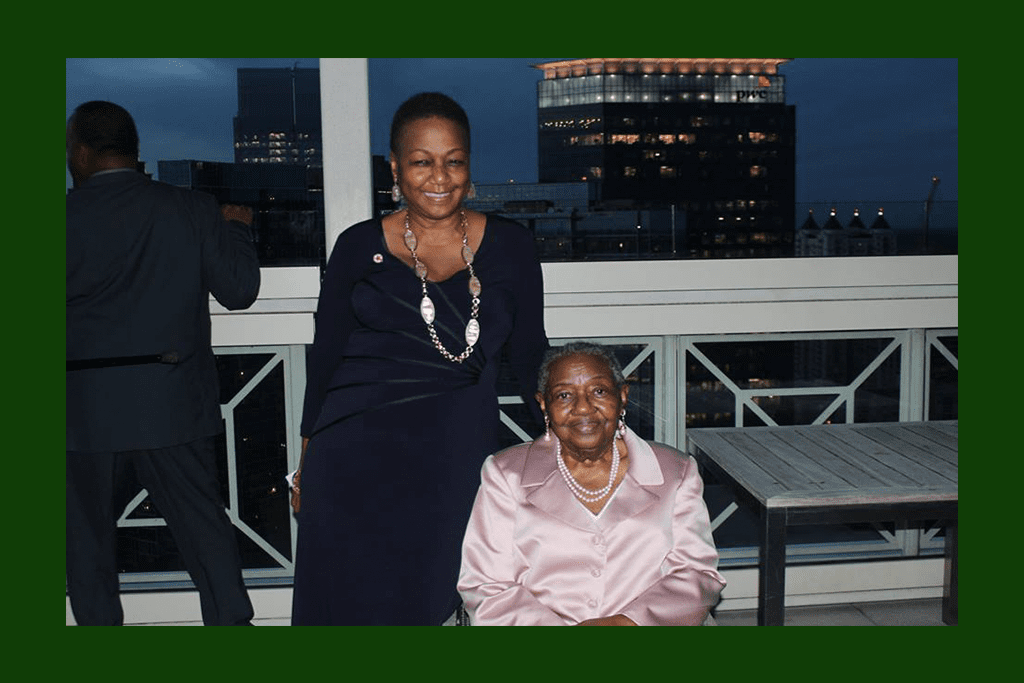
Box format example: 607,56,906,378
686,421,957,510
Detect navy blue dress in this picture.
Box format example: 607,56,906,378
292,215,549,625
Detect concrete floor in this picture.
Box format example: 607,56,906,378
120,597,950,626
712,597,948,626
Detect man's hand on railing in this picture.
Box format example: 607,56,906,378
221,204,254,226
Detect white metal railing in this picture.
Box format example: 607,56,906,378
111,257,956,591
98,317,955,622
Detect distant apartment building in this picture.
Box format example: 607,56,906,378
465,181,683,260
795,207,896,257
534,58,797,258
233,67,322,167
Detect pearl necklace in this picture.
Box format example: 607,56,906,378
556,438,620,503
404,209,481,363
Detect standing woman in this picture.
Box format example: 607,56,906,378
290,93,549,625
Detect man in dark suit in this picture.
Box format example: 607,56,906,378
66,101,260,625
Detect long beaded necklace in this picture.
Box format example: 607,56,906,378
556,438,620,503
404,209,481,363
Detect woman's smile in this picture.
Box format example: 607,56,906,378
569,418,603,433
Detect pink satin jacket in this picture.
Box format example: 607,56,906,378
458,428,726,625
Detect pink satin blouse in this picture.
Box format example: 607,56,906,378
458,428,726,625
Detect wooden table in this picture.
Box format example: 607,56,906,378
686,420,957,625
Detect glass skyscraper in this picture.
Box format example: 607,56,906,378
535,58,797,258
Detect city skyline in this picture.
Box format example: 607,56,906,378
65,58,958,205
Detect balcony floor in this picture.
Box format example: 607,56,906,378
712,597,948,626
126,597,948,626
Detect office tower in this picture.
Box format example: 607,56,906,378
233,67,322,167
535,58,797,258
159,159,325,266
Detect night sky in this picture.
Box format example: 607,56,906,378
65,58,958,204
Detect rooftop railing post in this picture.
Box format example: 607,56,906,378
902,328,927,422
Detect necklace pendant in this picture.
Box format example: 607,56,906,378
404,228,418,252
465,318,480,346
420,295,436,324
403,209,480,364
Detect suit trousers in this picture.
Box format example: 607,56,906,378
66,437,254,625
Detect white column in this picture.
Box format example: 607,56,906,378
319,58,373,258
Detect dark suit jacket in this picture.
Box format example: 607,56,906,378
66,169,260,453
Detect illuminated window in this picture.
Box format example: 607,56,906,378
750,165,767,178
623,166,637,177
660,166,677,178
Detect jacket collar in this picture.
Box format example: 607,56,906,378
520,426,664,531
76,168,142,190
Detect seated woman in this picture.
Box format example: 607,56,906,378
458,341,726,625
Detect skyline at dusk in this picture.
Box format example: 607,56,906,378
66,58,957,205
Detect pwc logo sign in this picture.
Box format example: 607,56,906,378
735,75,774,102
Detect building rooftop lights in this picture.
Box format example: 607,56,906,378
535,58,791,79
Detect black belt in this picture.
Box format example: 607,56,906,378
66,351,180,372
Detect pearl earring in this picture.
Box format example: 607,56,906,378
618,409,627,438
544,414,551,441
392,182,402,203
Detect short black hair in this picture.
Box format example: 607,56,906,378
69,100,139,159
389,92,471,156
537,341,626,397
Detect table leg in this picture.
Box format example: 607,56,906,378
943,521,957,625
758,507,787,626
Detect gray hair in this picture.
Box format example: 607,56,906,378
536,341,626,397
